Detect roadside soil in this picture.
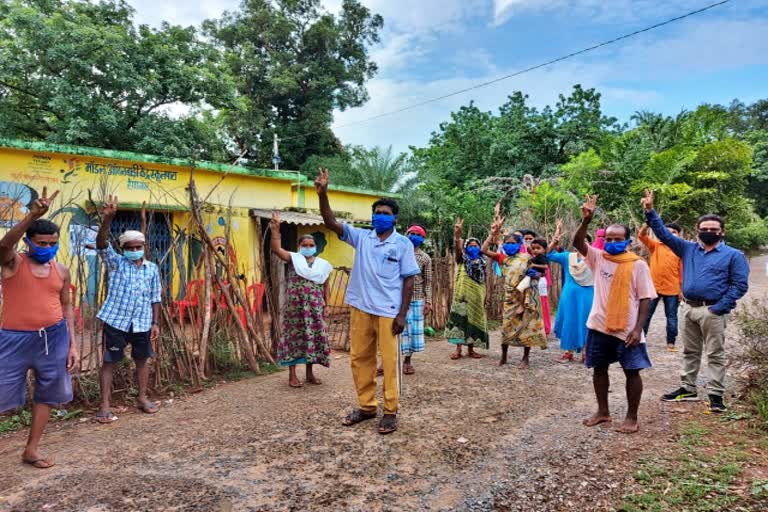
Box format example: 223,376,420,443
1,256,765,512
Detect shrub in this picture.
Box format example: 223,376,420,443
732,299,768,427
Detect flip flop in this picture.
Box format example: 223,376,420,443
468,352,485,359
403,365,416,375
95,411,119,424
376,368,384,376
378,414,398,435
289,380,305,388
137,402,160,414
342,409,377,426
22,456,55,469
450,353,462,360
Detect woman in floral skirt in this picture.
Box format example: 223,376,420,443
270,212,333,387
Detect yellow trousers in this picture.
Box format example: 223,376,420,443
350,307,399,415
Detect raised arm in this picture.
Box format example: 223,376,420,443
641,190,689,257
481,213,504,259
0,186,59,268
96,195,118,250
453,218,465,261
574,194,597,256
547,219,563,253
269,211,291,262
314,168,344,238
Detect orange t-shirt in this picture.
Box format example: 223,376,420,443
1,254,64,330
638,233,682,296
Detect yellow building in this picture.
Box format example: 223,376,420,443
0,138,393,305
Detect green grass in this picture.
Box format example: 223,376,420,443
619,417,765,512
0,408,83,434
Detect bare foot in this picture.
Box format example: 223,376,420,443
289,377,304,388
517,360,530,370
615,419,639,434
499,358,507,366
306,374,322,385
582,414,612,427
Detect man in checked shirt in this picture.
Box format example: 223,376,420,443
94,195,162,423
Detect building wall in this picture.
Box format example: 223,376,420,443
0,142,387,302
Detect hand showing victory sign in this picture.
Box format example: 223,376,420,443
30,186,60,219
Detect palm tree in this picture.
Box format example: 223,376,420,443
348,145,415,192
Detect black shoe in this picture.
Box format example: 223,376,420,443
709,395,727,413
661,387,700,402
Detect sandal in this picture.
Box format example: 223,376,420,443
137,401,160,414
376,367,384,376
342,409,377,426
450,352,462,360
22,456,55,469
378,414,398,435
468,351,485,359
95,411,119,424
403,365,416,375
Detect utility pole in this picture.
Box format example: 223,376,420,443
272,133,281,171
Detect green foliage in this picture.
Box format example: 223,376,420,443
0,0,233,160
204,0,383,168
0,409,31,433
515,181,579,224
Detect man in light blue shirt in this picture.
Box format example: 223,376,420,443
95,195,162,423
315,169,419,435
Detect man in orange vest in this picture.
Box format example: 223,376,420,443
0,187,77,469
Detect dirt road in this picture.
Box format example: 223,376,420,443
1,256,765,512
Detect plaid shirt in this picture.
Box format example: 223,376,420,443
97,244,162,333
413,248,433,304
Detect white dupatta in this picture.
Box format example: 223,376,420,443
290,252,333,285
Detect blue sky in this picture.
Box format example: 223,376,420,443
127,0,768,154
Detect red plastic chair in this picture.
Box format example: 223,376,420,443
235,283,265,327
68,284,84,333
173,280,203,325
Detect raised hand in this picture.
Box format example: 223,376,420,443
491,215,505,236
102,194,118,218
638,223,649,237
314,167,329,195
580,194,598,222
641,189,654,212
454,218,464,238
553,218,563,241
270,210,281,232
29,186,60,219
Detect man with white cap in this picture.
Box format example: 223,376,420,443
95,195,162,423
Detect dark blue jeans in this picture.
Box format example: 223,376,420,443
643,294,679,344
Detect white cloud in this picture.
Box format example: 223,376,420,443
126,0,240,27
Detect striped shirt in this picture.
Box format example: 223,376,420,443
413,248,433,304
97,245,161,333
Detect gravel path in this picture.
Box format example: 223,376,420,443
1,256,765,512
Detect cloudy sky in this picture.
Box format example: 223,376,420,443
126,0,768,153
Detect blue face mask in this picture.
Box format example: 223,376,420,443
408,234,425,247
372,213,396,234
299,247,317,257
503,243,521,256
604,240,631,255
465,246,481,260
124,249,145,261
26,238,59,264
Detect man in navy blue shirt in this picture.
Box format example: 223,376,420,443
642,190,750,413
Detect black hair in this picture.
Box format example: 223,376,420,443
298,234,316,244
696,214,724,230
371,198,399,215
530,238,548,249
26,219,60,238
519,229,537,237
665,222,682,233
607,223,631,240
530,254,548,265
505,232,522,243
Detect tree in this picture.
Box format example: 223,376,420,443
0,0,233,160
204,0,383,169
